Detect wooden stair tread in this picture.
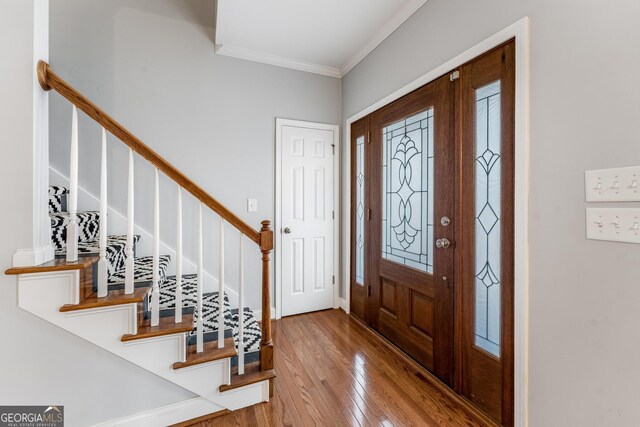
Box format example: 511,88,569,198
59,287,149,312
122,314,195,342
5,256,99,275
173,337,237,369
219,362,275,393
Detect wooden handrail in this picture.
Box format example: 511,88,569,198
38,60,262,245
39,60,273,378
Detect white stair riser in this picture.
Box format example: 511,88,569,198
16,270,269,410
214,382,270,411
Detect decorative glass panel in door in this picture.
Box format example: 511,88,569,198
355,135,365,283
474,80,501,357
381,109,434,273
350,119,369,323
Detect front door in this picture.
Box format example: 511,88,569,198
279,120,336,317
351,42,515,425
366,74,456,384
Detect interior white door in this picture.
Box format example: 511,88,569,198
281,124,335,317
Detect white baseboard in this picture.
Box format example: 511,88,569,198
90,397,223,427
252,307,277,321
12,244,55,267
340,298,349,313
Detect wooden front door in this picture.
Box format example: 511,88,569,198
351,41,515,425
360,73,456,384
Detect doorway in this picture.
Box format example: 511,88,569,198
276,119,340,318
350,42,515,425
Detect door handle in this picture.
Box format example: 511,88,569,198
283,227,291,234
435,238,451,249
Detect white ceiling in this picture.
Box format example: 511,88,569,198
215,0,428,78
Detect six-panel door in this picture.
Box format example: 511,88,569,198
281,125,335,317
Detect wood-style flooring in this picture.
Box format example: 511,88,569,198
192,309,495,427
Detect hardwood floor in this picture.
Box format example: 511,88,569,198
193,309,495,427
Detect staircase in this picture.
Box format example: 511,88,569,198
6,61,275,425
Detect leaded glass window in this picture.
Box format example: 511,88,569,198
474,80,502,357
355,135,365,284
382,109,434,273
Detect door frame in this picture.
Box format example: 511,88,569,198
342,18,530,426
275,118,341,320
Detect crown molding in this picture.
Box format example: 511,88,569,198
215,44,342,78
214,0,428,79
340,0,429,76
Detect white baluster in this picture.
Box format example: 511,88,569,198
218,218,225,348
125,148,135,294
66,106,79,262
175,186,183,323
151,169,160,327
238,234,245,375
197,203,204,353
97,127,108,297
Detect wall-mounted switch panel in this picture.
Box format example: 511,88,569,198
585,166,640,202
247,198,257,212
586,208,640,243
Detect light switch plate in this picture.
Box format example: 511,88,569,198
585,166,640,202
586,208,640,244
247,198,257,212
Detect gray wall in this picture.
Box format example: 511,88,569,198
11,0,640,424
0,0,340,425
49,0,342,309
0,1,195,426
342,0,640,426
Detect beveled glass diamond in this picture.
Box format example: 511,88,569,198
478,203,499,234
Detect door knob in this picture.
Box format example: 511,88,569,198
283,227,291,234
435,238,451,249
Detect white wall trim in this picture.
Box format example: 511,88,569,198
342,17,530,427
275,118,340,320
31,0,53,265
215,44,342,79
215,1,428,79
12,244,55,267
340,0,429,76
252,307,277,322
89,397,223,427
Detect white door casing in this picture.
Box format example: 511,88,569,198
276,119,339,318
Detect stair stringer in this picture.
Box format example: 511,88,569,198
15,270,269,414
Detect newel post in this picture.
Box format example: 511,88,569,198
259,220,274,374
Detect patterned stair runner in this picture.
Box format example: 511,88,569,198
157,275,262,361
48,186,260,361
51,211,100,250
54,234,140,275
48,186,68,214
108,255,171,285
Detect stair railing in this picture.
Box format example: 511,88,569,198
38,60,273,377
